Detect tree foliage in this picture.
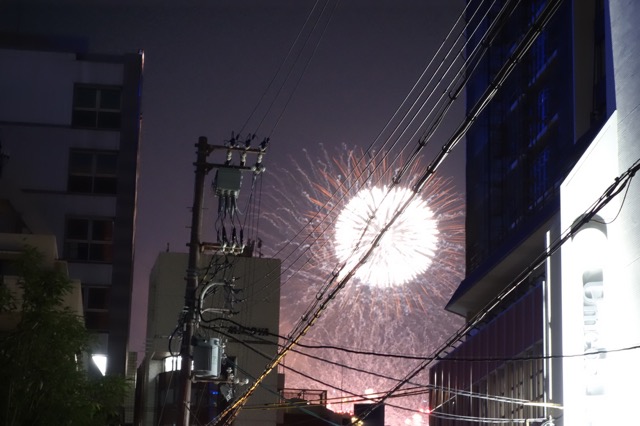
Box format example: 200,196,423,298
0,248,129,426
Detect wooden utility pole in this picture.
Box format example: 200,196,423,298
177,136,209,426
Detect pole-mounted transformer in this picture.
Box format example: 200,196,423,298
192,337,222,379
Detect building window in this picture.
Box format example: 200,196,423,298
531,147,550,205
68,150,118,194
65,217,114,263
82,285,110,331
72,85,122,130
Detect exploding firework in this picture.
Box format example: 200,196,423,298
260,144,465,425
335,184,438,288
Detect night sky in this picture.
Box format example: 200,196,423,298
1,1,466,423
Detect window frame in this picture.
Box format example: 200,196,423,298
67,149,119,195
64,216,115,264
81,284,110,332
71,84,123,130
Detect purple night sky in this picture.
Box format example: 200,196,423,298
1,1,466,423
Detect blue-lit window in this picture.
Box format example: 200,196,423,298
531,148,550,204
528,88,551,143
539,89,549,123
531,31,548,75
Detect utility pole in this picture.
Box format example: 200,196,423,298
178,136,208,426
177,135,267,426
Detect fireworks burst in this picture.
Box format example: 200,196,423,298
260,144,465,425
335,184,438,288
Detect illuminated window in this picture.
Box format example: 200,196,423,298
68,150,118,194
72,85,122,129
65,217,114,263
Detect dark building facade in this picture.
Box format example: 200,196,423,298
430,0,612,425
0,38,143,380
461,0,607,295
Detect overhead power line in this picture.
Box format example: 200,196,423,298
352,0,590,420
238,0,336,137
265,0,522,311
206,316,640,364
267,0,517,345
360,128,640,424
207,326,426,418
208,1,566,424
243,0,517,314
240,0,478,306
199,315,636,424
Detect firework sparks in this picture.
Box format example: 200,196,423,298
260,144,464,425
335,184,439,288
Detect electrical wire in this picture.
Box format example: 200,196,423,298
229,0,480,314
189,0,556,422
240,0,484,326
163,340,555,424
217,0,340,260
203,317,640,411
279,0,552,416
267,0,341,138
205,326,434,420
225,358,343,426
212,327,381,407
237,0,324,136
202,316,640,364
298,0,571,422
356,154,640,423
213,2,551,421
239,0,478,299
205,322,565,423
242,0,517,312
429,411,550,424
185,1,636,424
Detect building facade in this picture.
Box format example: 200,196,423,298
559,0,640,423
429,0,621,425
459,0,608,304
0,39,143,377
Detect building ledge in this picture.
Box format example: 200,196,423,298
446,207,557,319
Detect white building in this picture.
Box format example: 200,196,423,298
140,251,281,426
559,1,640,424
0,38,143,379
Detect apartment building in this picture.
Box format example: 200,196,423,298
0,37,143,377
